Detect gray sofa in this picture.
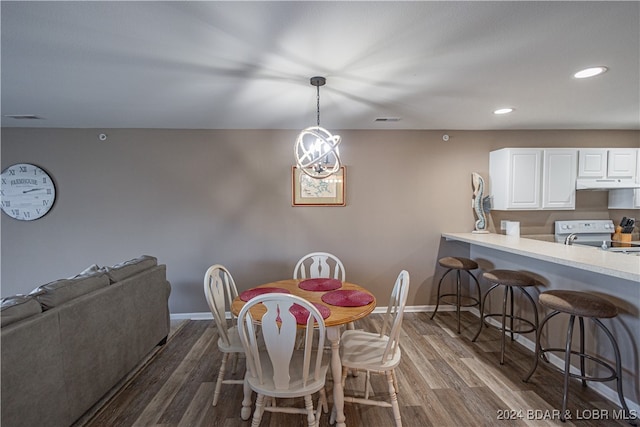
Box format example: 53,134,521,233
1,255,171,427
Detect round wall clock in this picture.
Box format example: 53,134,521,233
1,163,56,221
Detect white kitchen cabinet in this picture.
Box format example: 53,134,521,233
542,149,577,209
609,149,640,209
608,148,637,178
490,148,541,210
578,148,637,179
490,148,576,210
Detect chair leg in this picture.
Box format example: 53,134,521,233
304,394,316,427
391,369,399,394
319,387,329,413
252,394,266,427
241,373,253,420
231,352,239,374
213,352,229,406
386,370,402,427
455,270,462,333
365,370,373,399
341,366,348,387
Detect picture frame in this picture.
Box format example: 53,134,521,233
292,166,346,206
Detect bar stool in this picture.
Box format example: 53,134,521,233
472,269,539,365
431,257,481,334
523,290,635,424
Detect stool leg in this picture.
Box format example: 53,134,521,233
523,310,559,382
561,315,576,422
473,283,499,342
466,270,482,312
509,287,515,341
500,285,509,365
593,318,635,425
456,270,462,334
579,316,587,387
431,268,452,320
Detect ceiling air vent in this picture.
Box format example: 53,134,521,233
3,114,43,120
374,117,401,122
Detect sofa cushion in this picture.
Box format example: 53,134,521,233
1,295,42,327
31,271,110,310
102,255,157,283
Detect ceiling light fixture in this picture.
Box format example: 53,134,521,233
493,108,514,115
294,76,341,179
574,66,608,79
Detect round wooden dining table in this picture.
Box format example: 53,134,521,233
231,278,376,427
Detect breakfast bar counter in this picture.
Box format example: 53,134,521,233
442,232,639,283
440,231,639,414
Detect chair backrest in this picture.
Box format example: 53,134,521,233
238,293,326,391
293,252,346,281
204,264,239,347
379,270,410,363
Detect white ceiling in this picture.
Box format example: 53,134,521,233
1,1,639,130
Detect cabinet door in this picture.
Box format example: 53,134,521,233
543,149,577,209
578,149,607,178
508,150,541,209
607,148,637,178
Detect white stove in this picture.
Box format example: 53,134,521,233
554,220,616,243
555,220,640,254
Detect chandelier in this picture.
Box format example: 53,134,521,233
294,76,341,179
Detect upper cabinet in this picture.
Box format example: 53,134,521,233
578,148,637,179
609,149,640,209
490,148,576,210
543,149,578,209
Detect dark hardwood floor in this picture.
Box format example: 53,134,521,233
81,312,633,426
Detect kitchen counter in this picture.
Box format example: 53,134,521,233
442,232,639,283
440,231,640,411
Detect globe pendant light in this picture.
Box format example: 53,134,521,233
294,76,341,179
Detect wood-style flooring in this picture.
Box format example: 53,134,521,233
81,312,633,426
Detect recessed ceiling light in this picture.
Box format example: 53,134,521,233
493,108,514,115
574,66,608,79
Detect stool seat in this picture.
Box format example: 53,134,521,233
482,270,538,287
438,257,478,271
539,290,618,319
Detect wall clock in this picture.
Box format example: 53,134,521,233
1,163,56,221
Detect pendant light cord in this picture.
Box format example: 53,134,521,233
316,85,321,127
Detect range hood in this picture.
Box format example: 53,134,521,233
576,178,640,190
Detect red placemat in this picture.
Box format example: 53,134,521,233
239,287,291,302
289,303,331,325
298,278,343,292
321,290,374,307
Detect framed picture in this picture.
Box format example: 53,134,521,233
292,166,346,206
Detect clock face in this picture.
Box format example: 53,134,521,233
1,163,56,221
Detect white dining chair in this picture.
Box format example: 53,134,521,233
293,251,353,341
335,270,410,427
238,293,330,427
293,252,346,281
203,264,247,408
